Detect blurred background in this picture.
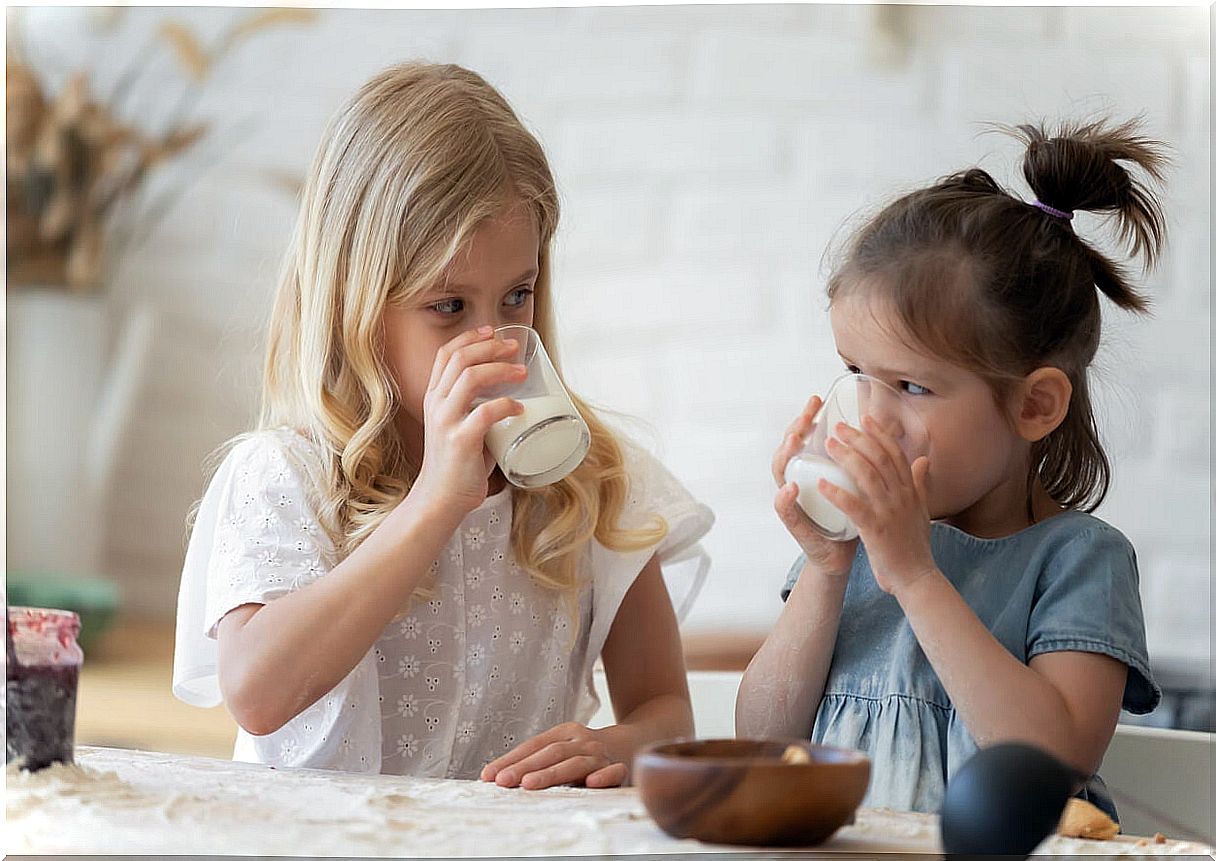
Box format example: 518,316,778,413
6,4,1210,757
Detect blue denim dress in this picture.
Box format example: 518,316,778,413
781,510,1160,815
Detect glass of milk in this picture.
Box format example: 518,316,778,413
477,325,591,488
783,373,929,541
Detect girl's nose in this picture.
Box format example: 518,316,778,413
861,383,906,440
477,312,521,333
871,411,905,440
471,317,499,333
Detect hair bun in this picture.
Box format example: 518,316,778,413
937,167,1004,197
1012,117,1169,269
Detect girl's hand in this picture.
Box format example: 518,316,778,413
772,395,859,577
479,722,627,790
818,415,936,596
411,326,526,515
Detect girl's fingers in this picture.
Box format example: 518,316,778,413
481,725,567,781
825,435,887,502
495,740,584,787
860,415,912,478
444,361,527,417
834,422,898,489
433,337,521,399
786,402,821,444
429,326,494,392
911,455,931,508
584,761,629,788
774,483,799,527
775,483,857,572
817,475,865,523
771,432,802,487
520,755,607,790
774,396,824,484
784,395,822,439
774,483,813,537
463,397,524,441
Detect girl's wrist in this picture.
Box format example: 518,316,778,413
596,722,638,758
593,721,652,785
784,565,849,624
794,560,851,594
393,485,467,540
813,561,853,580
599,696,693,760
405,469,479,520
891,565,945,608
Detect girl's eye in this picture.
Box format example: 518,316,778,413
504,287,533,308
431,297,464,315
901,381,931,396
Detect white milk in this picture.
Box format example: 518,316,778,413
784,454,860,540
485,394,586,480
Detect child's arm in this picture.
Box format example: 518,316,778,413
216,493,465,736
894,571,1126,774
600,554,694,775
217,327,525,736
736,559,849,740
822,417,1127,774
736,395,859,740
480,555,693,790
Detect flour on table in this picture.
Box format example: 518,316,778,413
7,748,1211,857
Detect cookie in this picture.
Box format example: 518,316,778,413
1056,798,1120,840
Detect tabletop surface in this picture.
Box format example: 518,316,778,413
6,747,1211,857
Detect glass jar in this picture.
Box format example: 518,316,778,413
6,606,83,770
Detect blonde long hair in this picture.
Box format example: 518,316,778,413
258,61,666,598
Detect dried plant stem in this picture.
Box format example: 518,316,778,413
108,116,256,271
6,7,317,292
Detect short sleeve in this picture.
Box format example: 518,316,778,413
1026,524,1161,714
779,553,808,603
610,438,716,620
574,437,715,723
172,430,338,707
201,434,338,638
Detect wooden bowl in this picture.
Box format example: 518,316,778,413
634,738,870,846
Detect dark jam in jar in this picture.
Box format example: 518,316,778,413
6,607,83,771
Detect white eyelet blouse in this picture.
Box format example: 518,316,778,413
173,428,713,777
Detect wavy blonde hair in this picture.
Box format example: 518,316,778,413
258,61,666,601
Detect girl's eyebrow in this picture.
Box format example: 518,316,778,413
838,353,942,384
440,268,539,295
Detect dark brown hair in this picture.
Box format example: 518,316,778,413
827,117,1169,513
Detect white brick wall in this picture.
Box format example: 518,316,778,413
13,6,1210,665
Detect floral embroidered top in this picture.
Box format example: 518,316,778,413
173,428,713,777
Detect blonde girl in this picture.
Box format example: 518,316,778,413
174,62,712,788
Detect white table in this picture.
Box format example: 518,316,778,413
5,747,1210,856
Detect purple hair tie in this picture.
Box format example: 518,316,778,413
1032,199,1074,220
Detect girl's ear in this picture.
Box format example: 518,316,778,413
1013,367,1072,442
